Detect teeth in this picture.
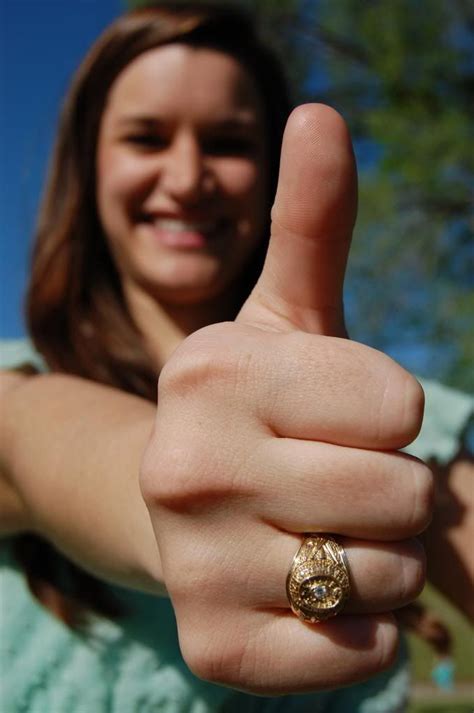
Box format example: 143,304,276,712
152,218,215,232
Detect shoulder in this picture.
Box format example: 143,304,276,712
405,377,473,464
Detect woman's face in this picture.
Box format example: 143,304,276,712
96,44,269,305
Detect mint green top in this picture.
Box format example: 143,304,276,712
1,339,472,713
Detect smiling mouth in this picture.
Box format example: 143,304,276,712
140,215,227,248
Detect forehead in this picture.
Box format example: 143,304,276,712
103,44,264,126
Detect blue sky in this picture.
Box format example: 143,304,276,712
1,0,123,337
0,0,374,341
1,2,469,391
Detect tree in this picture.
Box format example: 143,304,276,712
308,0,474,391
124,0,473,390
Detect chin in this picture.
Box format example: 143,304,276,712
140,272,231,307
136,251,242,302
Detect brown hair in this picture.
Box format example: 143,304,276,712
26,1,292,400
18,2,292,626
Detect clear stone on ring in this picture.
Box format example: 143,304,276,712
313,584,328,600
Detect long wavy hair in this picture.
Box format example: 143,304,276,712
26,1,291,400
17,1,292,627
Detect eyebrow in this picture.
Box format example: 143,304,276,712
116,114,259,131
117,116,161,129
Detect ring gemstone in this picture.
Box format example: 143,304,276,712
286,536,351,623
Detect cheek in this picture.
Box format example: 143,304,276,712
97,148,123,231
218,163,268,256
217,159,265,209
97,147,149,219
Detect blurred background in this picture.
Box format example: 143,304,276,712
1,1,473,709
2,0,473,393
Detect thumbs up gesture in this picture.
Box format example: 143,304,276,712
140,105,432,694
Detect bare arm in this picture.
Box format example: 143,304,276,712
0,371,32,534
0,371,163,594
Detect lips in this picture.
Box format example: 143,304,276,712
140,214,227,248
151,218,217,233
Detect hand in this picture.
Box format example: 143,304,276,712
140,104,433,695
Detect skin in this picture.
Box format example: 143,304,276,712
1,42,461,694
96,44,269,366
140,103,433,693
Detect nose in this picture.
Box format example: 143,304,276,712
161,132,212,204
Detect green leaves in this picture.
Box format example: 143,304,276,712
123,0,473,389
310,0,474,389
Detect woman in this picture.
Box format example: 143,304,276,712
1,3,472,712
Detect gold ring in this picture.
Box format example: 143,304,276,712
286,534,351,623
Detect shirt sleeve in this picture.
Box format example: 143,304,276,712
404,377,473,465
0,338,46,373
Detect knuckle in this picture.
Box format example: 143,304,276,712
157,343,215,399
399,539,427,603
401,374,425,445
375,618,400,675
138,443,159,506
158,323,241,399
180,623,252,689
141,327,256,514
373,359,425,448
140,437,227,512
179,628,216,683
408,460,435,534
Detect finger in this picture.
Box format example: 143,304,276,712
156,326,424,450
178,606,399,695
247,534,426,614
246,440,433,539
161,513,425,617
238,103,357,337
178,325,423,448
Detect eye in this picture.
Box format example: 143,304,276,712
203,135,258,157
125,134,168,150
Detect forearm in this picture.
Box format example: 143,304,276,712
1,373,164,594
0,371,32,534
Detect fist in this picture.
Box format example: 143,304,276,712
140,105,433,695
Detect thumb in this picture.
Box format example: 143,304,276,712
237,104,357,337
